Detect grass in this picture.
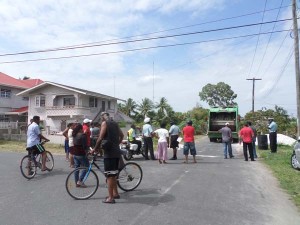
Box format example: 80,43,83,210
259,145,300,210
0,140,64,154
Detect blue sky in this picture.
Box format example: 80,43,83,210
0,0,297,117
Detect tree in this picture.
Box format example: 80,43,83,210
137,98,154,118
199,82,237,107
118,98,137,117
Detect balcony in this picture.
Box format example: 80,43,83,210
46,106,92,117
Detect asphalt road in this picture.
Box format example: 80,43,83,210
1,137,300,225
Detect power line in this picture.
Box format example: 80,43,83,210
0,29,291,64
247,0,268,78
0,18,294,58
255,0,285,77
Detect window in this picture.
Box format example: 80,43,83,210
108,101,111,109
0,89,11,98
63,96,75,106
0,115,9,122
35,95,45,107
22,97,29,101
89,97,98,107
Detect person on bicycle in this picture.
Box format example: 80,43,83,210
92,112,124,204
26,115,50,171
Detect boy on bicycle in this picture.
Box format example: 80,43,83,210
27,116,50,171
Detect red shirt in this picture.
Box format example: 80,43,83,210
83,124,91,147
183,125,195,142
239,126,254,143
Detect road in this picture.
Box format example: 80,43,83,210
1,137,299,225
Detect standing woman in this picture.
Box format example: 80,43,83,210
71,124,89,187
154,122,169,164
62,123,73,161
67,123,76,168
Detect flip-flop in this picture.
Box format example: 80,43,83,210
102,198,116,204
106,195,120,199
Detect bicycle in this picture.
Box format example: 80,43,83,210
20,141,54,179
65,153,143,200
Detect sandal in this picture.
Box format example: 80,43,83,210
106,195,120,199
102,198,116,204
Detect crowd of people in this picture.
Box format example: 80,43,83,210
26,113,278,204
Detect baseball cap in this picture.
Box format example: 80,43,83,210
225,122,229,126
83,118,92,124
144,117,150,123
298,136,300,141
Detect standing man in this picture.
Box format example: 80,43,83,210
239,122,255,161
142,117,155,160
248,121,257,158
169,121,181,160
92,112,124,204
82,118,92,149
182,120,197,163
268,118,278,153
27,116,50,171
218,122,234,159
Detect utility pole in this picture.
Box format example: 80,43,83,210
292,0,300,136
246,78,262,112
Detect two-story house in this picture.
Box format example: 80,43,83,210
0,72,43,123
16,81,131,133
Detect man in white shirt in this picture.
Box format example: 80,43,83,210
27,116,50,171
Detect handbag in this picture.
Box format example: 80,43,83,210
101,139,113,150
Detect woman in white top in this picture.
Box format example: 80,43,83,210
67,123,76,168
154,122,169,164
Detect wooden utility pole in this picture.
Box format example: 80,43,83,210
292,0,300,137
246,78,262,112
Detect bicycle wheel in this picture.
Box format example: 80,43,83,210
20,155,37,179
117,162,143,191
38,151,54,171
65,167,99,200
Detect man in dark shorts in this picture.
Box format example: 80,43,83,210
169,121,181,160
92,112,124,204
26,116,50,171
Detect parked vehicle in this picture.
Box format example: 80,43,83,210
120,137,146,160
207,106,239,143
291,137,300,170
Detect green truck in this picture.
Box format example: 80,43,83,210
207,106,239,143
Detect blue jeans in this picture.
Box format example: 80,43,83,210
223,141,233,158
73,155,89,183
183,142,196,155
252,140,257,158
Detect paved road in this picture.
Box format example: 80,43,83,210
1,137,300,225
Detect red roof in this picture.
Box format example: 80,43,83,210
0,72,43,89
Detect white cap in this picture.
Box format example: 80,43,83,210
144,117,150,123
298,136,300,141
225,122,229,126
83,118,92,124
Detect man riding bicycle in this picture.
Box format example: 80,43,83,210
27,116,50,171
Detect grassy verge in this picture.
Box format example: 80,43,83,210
259,145,300,210
0,140,64,154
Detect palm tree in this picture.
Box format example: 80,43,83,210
122,98,137,117
137,98,154,118
155,97,173,121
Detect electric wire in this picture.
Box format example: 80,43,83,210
0,29,291,64
0,5,292,57
255,0,284,77
0,18,294,58
247,0,268,78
